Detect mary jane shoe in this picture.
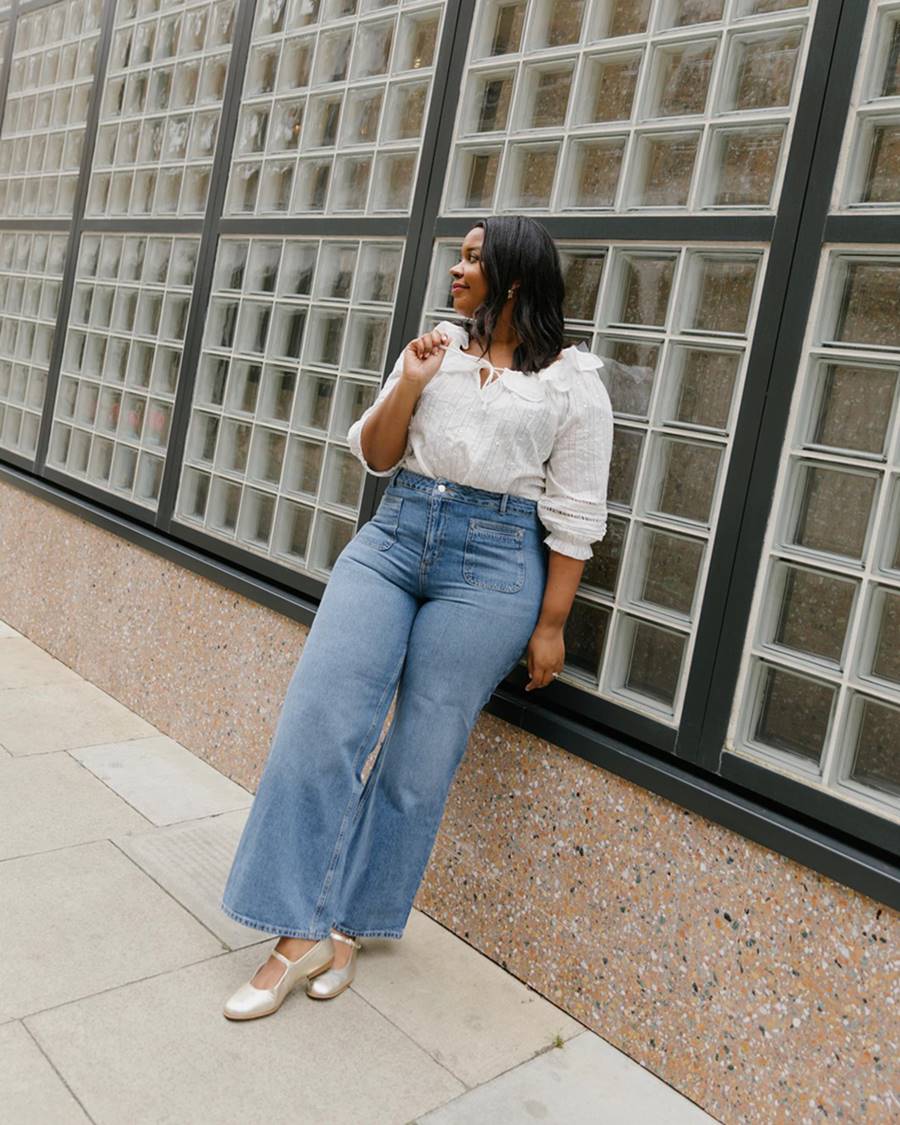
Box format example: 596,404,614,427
223,937,334,1020
305,930,362,1000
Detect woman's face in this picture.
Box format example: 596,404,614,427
448,227,489,317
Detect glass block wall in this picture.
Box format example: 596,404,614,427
226,0,446,215
727,250,900,811
445,0,815,214
0,0,104,217
172,234,406,571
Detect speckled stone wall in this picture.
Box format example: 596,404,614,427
2,480,897,1124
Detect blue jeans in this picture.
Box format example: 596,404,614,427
219,467,548,940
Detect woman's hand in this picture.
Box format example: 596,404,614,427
401,328,451,388
525,622,565,691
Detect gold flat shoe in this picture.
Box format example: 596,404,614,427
223,937,334,1021
305,930,362,1000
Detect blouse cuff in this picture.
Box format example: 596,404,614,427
346,416,407,476
542,532,597,561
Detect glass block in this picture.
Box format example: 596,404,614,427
630,132,699,207
657,0,724,28
861,120,900,205
474,0,525,58
665,346,740,431
395,8,438,72
355,244,400,303
768,563,856,665
504,143,559,208
517,62,574,129
593,0,651,39
370,150,416,210
646,40,717,118
634,526,704,617
563,599,611,683
583,515,626,595
736,0,806,16
806,362,897,457
616,616,686,707
864,587,900,687
449,147,501,209
649,436,722,525
575,50,642,124
562,136,626,208
830,260,900,350
559,252,604,321
848,695,900,798
608,426,643,507
350,17,394,80
705,125,784,208
597,338,658,417
316,242,358,299
528,0,585,49
342,85,383,144
283,433,325,492
788,463,878,561
682,255,759,335
721,27,802,113
751,662,834,763
466,69,516,133
612,254,676,328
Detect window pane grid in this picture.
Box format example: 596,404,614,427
423,237,766,723
0,0,104,217
86,0,238,218
834,1,900,211
47,232,201,509
0,231,68,459
444,0,816,214
729,248,900,818
224,0,447,217
173,234,405,577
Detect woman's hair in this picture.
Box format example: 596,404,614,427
460,215,566,375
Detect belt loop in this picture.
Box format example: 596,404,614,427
390,466,402,487
499,491,509,514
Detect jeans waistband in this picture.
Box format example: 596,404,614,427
389,468,538,515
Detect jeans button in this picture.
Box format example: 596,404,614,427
437,484,446,492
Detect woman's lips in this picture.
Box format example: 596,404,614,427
451,284,466,291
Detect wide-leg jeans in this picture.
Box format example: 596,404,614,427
219,467,548,940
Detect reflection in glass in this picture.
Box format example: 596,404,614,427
638,528,703,617
687,256,758,335
622,617,685,706
709,126,783,207
808,363,897,456
668,347,739,431
559,252,604,321
790,464,877,560
849,695,900,798
772,564,855,664
617,255,675,327
483,0,526,57
650,41,716,117
566,137,625,208
521,64,573,129
727,28,801,111
597,0,651,39
834,261,900,349
659,0,724,27
598,339,658,416
580,51,641,123
563,598,610,682
753,663,833,763
507,144,558,208
653,438,720,525
634,132,699,207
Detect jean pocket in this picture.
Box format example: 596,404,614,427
360,492,403,551
462,518,525,593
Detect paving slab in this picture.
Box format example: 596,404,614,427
70,735,253,826
113,809,269,950
0,680,157,756
26,946,466,1125
0,638,88,690
0,752,150,860
352,908,583,1088
415,1027,718,1124
0,1021,91,1125
0,839,223,1020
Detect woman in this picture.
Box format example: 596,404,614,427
220,215,613,1021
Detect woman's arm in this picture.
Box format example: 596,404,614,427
525,552,585,692
358,377,423,474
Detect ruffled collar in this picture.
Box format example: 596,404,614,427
437,321,603,397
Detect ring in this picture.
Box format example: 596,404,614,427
552,672,559,678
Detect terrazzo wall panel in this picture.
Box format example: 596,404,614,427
1,478,897,1125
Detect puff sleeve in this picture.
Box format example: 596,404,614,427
537,351,614,561
346,350,409,477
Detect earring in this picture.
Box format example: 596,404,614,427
507,288,514,298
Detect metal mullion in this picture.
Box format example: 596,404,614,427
79,218,207,234
434,213,775,240
32,0,115,476
217,217,411,236
675,0,856,765
154,0,257,535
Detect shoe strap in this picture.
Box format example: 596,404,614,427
330,930,361,949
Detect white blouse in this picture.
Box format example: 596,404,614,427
347,319,614,561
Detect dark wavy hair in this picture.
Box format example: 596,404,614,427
458,216,565,376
